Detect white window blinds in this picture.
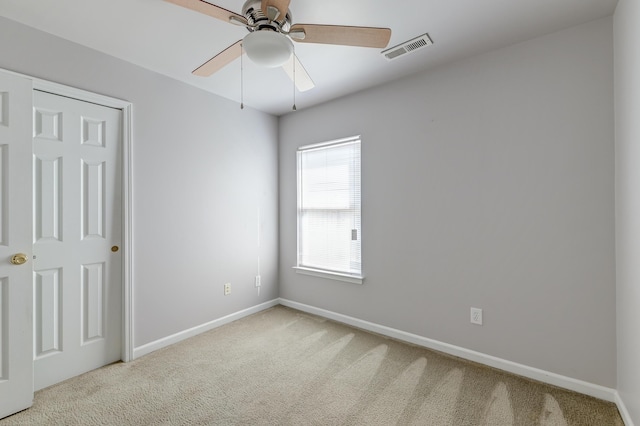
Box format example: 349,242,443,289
297,137,361,277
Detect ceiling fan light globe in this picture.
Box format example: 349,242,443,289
243,31,293,68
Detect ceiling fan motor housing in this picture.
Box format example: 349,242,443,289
242,0,292,32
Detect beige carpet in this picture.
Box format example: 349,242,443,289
0,306,623,425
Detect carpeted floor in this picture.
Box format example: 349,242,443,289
0,306,624,425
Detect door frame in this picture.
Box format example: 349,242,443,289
1,68,134,362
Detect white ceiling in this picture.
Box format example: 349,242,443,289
0,0,617,116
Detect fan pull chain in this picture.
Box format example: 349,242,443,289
292,47,297,111
240,42,245,110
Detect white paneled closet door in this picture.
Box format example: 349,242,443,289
0,71,34,419
32,90,122,391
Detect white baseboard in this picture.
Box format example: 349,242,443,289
132,299,280,359
278,298,618,404
615,391,636,426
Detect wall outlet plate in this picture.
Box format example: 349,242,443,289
471,307,483,325
255,275,261,287
224,283,231,296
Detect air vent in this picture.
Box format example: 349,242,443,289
381,33,433,61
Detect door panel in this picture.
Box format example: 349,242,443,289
34,156,62,242
32,90,122,391
34,268,62,357
0,72,34,419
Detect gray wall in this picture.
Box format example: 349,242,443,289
0,17,279,347
279,17,616,387
615,0,640,422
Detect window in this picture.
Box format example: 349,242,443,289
295,136,362,284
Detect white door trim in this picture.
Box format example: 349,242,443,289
0,68,134,362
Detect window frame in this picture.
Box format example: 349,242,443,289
293,136,364,285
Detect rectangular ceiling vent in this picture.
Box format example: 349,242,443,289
382,33,433,61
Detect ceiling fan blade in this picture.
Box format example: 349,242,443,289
261,0,291,21
282,54,315,92
165,0,246,25
192,40,243,77
290,24,391,48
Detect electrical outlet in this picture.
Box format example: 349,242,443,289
470,307,483,325
224,283,231,296
255,275,261,287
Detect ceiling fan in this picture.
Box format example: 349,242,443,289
166,0,392,92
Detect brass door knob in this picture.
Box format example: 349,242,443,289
111,246,119,253
10,253,29,265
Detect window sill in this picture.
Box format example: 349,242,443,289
293,267,364,285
